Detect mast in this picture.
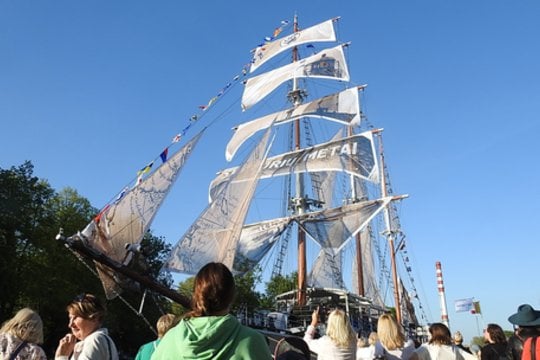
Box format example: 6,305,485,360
289,14,308,306
355,235,365,296
348,125,365,297
376,130,402,324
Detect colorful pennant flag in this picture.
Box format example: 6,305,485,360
113,187,129,204
123,61,249,191
137,161,154,176
94,204,111,223
471,301,482,315
160,148,168,163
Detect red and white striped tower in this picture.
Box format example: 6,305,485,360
436,261,450,328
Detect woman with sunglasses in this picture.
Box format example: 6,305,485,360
55,293,118,360
481,324,508,360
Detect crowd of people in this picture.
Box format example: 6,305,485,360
1,261,539,360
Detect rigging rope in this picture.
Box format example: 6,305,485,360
64,245,158,336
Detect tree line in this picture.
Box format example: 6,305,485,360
0,161,296,358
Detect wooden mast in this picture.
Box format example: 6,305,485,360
348,123,365,297
376,130,402,324
355,234,365,296
290,14,307,306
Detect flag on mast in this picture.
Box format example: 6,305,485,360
471,301,482,314
455,298,474,312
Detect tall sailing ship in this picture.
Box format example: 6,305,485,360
58,15,426,337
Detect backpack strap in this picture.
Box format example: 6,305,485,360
531,336,537,360
8,341,27,360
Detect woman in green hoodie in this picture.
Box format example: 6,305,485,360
151,262,272,360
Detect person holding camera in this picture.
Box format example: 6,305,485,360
303,307,357,360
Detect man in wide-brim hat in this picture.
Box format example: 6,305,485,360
507,304,540,360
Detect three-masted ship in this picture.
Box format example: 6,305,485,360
58,15,423,337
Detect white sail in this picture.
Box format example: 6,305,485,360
297,197,393,253
250,18,337,73
164,128,273,274
227,88,360,161
80,132,204,299
242,44,350,110
211,132,378,201
233,217,291,273
307,129,344,208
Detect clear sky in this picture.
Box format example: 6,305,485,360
2,0,539,344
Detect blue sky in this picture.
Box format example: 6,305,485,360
2,0,539,344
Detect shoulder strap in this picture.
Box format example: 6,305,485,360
531,336,537,360
104,334,112,360
8,341,27,360
453,345,464,360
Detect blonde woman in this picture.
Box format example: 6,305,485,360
304,307,357,359
135,313,179,360
374,313,415,360
0,308,47,360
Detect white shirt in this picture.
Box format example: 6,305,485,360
56,328,119,360
413,343,477,360
357,344,376,360
374,339,416,360
303,325,357,360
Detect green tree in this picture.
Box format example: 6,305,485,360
0,162,180,357
261,272,297,308
233,266,262,322
471,336,485,347
174,276,195,314
0,161,55,318
0,163,101,355
31,187,104,353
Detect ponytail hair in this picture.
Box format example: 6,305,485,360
185,262,235,318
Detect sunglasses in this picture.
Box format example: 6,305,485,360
73,293,88,302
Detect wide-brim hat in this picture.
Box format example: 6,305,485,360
508,304,540,326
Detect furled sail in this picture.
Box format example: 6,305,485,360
211,132,378,201
309,248,345,289
399,278,419,326
227,88,360,161
164,128,273,274
351,227,385,308
80,132,204,299
297,197,393,253
242,44,350,110
250,18,337,73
